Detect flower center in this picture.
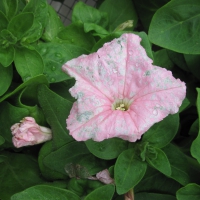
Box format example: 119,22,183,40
112,98,132,111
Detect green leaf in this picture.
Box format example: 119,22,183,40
162,144,190,185
21,20,43,44
43,141,97,176
0,152,45,200
42,5,64,42
14,46,44,81
184,54,200,80
191,88,200,163
17,86,46,125
38,141,67,180
1,29,17,44
0,74,48,102
84,185,115,200
72,1,108,27
133,0,170,31
176,183,200,200
57,22,95,51
23,0,48,28
142,114,179,148
11,185,81,200
135,193,176,200
0,135,5,146
0,45,14,67
0,102,29,148
84,23,109,38
149,0,200,54
0,0,19,20
146,146,171,176
153,49,173,70
135,167,180,195
35,42,88,83
115,148,147,194
167,50,189,72
0,11,8,31
0,64,12,96
136,31,153,60
8,12,34,40
38,84,73,148
85,138,128,160
99,0,138,31
50,80,76,101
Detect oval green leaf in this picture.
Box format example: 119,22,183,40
149,0,200,54
85,138,128,160
14,46,44,81
84,185,115,200
115,148,147,194
8,12,34,40
176,183,200,200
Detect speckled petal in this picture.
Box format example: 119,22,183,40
62,33,186,142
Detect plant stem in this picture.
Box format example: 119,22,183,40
124,188,134,200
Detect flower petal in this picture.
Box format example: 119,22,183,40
62,33,186,142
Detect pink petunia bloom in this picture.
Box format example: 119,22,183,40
62,33,186,142
11,117,52,148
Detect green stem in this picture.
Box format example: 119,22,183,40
124,188,134,200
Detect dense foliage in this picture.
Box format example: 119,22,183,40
0,0,200,199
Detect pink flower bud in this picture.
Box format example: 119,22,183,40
96,169,114,184
11,117,52,148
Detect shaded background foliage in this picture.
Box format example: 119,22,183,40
0,0,200,199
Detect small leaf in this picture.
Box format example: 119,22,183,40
23,0,48,28
149,0,200,54
0,0,18,20
84,23,109,38
115,148,147,194
8,12,34,40
14,46,44,81
176,183,200,200
142,114,179,148
85,138,128,160
42,5,64,42
72,1,108,27
0,45,14,67
57,22,95,51
38,84,74,148
11,185,81,200
84,185,115,200
0,64,12,96
99,0,138,31
0,11,8,31
1,29,17,44
21,20,43,44
146,146,171,176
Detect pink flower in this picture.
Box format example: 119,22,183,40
11,117,52,148
62,33,186,142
